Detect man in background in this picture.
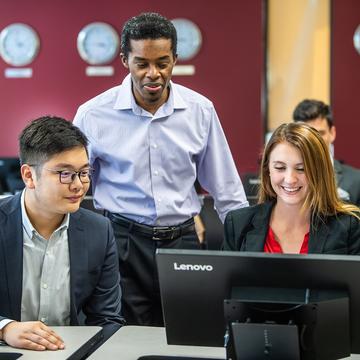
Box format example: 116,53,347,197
0,116,123,351
74,12,248,326
293,99,360,206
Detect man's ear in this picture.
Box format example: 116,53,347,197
120,53,129,69
330,125,336,144
21,164,36,189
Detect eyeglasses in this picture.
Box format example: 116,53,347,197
44,168,93,184
30,165,93,184
45,168,93,184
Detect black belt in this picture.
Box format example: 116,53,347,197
107,212,195,241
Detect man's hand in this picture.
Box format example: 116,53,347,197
2,321,65,351
194,214,206,244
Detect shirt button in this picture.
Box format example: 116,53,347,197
41,317,47,323
158,198,162,203
43,283,48,289
154,170,159,176
152,144,158,149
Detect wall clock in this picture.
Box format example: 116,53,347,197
171,18,202,61
0,23,40,66
354,25,360,55
77,22,120,65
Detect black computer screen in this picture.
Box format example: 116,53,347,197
0,157,22,194
157,249,360,359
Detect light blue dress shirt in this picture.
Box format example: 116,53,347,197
20,191,71,326
74,74,248,225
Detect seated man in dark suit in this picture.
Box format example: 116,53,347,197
293,99,360,206
0,116,123,351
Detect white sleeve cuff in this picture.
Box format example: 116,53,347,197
0,318,15,330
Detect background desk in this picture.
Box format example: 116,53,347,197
0,326,101,359
88,326,225,359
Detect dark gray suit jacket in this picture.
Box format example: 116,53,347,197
224,201,360,254
0,193,123,329
334,159,360,207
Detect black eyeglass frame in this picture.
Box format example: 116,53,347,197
28,164,93,184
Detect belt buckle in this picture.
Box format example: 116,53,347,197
152,226,176,240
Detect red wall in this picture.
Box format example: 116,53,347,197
331,0,360,167
0,0,264,174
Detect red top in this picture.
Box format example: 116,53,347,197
264,227,309,254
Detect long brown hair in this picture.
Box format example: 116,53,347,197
258,122,360,220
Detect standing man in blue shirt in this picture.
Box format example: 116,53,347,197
74,12,248,326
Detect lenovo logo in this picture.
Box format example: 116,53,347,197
173,262,213,272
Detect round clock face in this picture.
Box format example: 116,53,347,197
0,23,40,66
354,25,360,55
77,22,120,65
171,18,202,61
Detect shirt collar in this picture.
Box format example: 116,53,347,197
21,189,70,238
113,74,133,111
113,73,188,115
170,81,187,110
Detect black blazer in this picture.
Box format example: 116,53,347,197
334,159,360,207
224,201,360,254
0,193,124,329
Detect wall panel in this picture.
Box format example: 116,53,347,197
0,0,264,173
331,0,360,167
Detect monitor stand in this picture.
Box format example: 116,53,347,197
228,322,300,359
224,286,350,360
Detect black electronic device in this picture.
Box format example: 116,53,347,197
0,157,22,194
0,354,22,360
156,249,360,359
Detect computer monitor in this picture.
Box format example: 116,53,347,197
0,157,22,194
156,249,360,359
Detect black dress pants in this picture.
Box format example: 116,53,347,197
109,217,200,326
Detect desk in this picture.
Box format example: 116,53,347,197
88,326,226,359
0,326,102,359
88,326,360,360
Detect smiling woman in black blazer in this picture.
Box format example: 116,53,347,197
224,122,360,254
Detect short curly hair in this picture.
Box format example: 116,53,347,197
121,12,177,58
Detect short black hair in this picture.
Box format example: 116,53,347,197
293,99,334,128
19,116,88,166
121,12,177,58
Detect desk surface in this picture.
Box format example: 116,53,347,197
0,326,102,359
88,326,226,359
89,326,360,360
4,326,360,359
